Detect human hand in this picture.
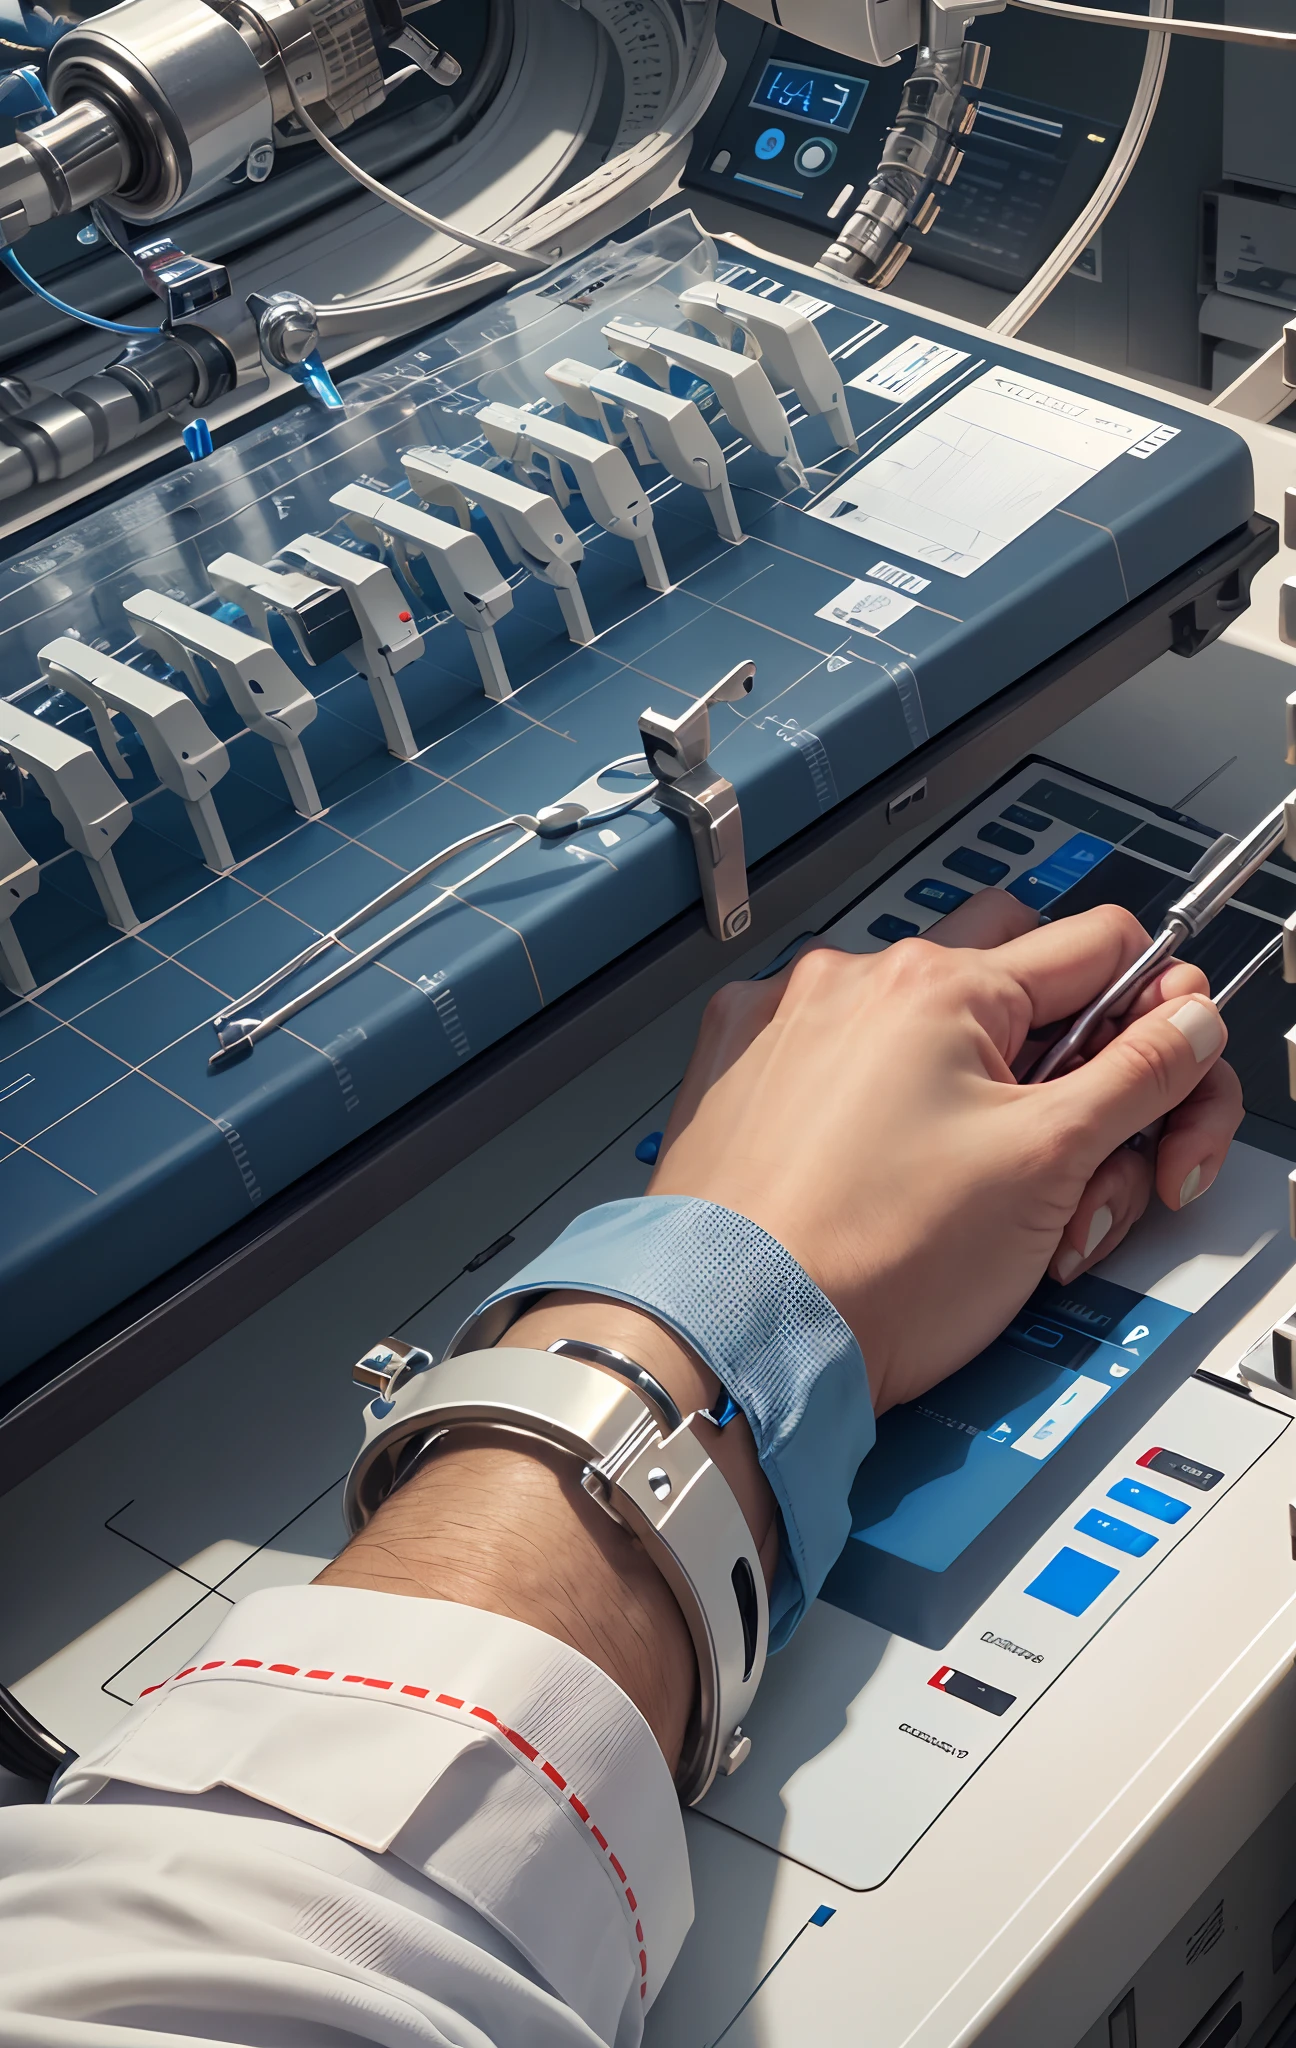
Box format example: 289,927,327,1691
648,894,1243,1415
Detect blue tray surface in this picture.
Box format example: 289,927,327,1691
0,219,1253,1376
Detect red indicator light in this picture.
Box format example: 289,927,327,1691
1136,1447,1164,1468
398,610,413,622
928,1666,953,1691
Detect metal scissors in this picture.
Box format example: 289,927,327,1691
1028,798,1291,1085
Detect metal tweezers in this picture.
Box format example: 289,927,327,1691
1029,797,1291,1084
207,754,655,1073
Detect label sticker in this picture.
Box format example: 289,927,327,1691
848,336,969,403
817,578,917,636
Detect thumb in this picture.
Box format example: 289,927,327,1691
1044,994,1227,1171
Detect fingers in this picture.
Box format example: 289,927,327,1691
1047,991,1228,1174
994,904,1154,1033
654,974,786,1158
924,889,1037,951
1153,1056,1244,1210
1049,1145,1152,1284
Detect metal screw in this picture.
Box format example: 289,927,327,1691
245,142,274,184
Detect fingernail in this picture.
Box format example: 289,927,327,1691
1169,998,1225,1064
1180,1163,1215,1206
1084,1204,1114,1259
1055,1247,1082,1283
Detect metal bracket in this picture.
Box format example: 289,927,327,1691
639,661,755,941
678,282,857,454
123,592,322,818
0,696,137,930
477,401,669,594
602,318,808,492
39,637,234,872
328,483,515,703
0,807,37,995
547,358,744,545
210,544,420,760
401,445,594,646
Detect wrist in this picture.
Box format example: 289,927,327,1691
504,1293,780,1588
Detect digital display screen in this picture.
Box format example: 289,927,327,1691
749,60,869,133
841,1271,1188,1577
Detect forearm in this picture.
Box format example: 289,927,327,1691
318,1294,779,1770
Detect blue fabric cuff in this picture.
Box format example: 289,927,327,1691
449,1196,875,1649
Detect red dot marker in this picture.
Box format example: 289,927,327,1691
398,610,412,622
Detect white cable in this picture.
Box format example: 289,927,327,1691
989,0,1172,336
284,78,549,277
1009,0,1296,48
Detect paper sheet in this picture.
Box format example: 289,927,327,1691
809,366,1166,578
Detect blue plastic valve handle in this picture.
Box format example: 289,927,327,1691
289,349,344,410
182,417,213,461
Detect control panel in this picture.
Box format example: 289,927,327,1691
686,29,1120,294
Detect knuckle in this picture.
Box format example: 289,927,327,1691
701,980,750,1032
1113,1028,1178,1100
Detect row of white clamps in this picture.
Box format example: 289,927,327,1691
677,283,857,454
123,592,323,820
401,445,594,648
209,546,421,762
546,359,743,545
0,696,137,935
476,402,670,596
601,317,809,493
38,639,235,874
328,484,515,703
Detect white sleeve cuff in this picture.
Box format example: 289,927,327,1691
51,1584,692,2046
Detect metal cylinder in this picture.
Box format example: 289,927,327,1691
45,0,272,219
20,100,129,216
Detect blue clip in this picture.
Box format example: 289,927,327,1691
289,349,344,411
182,417,213,461
634,1131,662,1165
0,63,54,121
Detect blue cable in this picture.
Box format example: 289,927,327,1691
0,245,159,335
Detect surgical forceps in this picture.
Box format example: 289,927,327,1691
1029,797,1292,1084
207,757,656,1074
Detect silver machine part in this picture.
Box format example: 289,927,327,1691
1030,800,1295,1083
343,1342,769,1805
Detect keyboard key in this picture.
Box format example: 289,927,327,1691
1137,1447,1222,1491
1025,1546,1119,1616
1107,1476,1189,1524
945,847,1009,886
1003,804,1051,832
979,822,1034,855
1009,872,1061,912
1075,1508,1157,1558
868,914,920,943
905,878,970,915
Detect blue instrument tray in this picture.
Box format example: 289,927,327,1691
0,213,1256,1382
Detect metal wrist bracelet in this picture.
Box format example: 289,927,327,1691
344,1337,769,1804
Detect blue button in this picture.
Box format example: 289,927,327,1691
754,127,785,160
905,878,970,915
1008,871,1062,912
945,846,1009,886
1075,1508,1157,1558
1025,1546,1120,1615
634,1131,662,1165
869,914,920,944
1107,1476,1189,1524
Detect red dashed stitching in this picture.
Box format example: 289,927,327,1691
137,1653,647,1990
